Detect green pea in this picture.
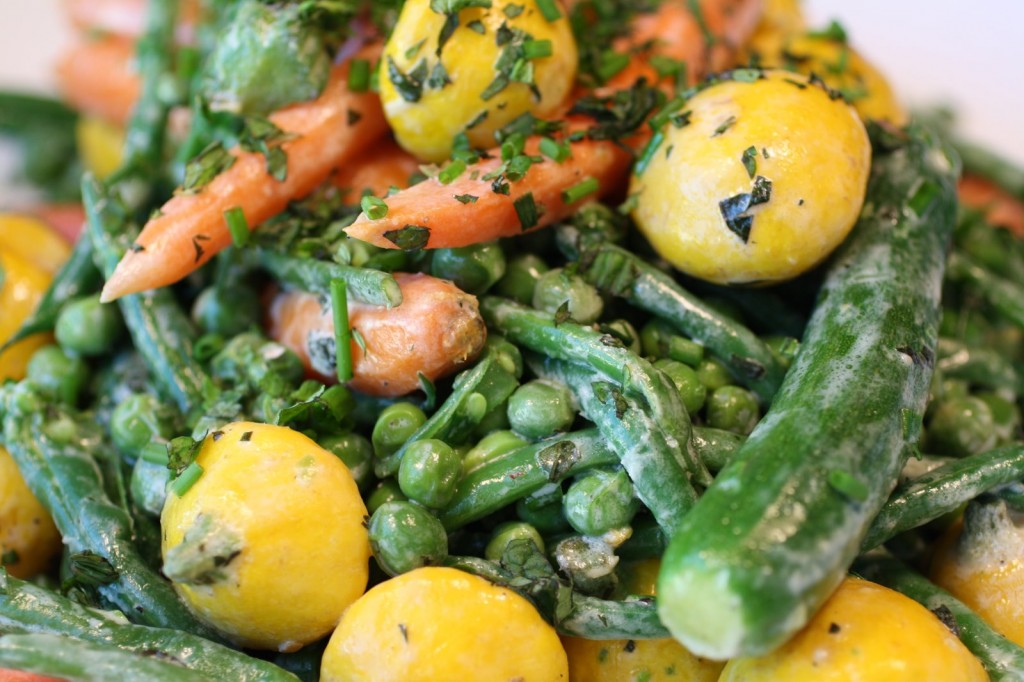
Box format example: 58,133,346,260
430,241,507,295
975,391,1022,444
507,379,576,440
320,432,375,493
462,429,529,474
532,268,604,325
368,501,448,576
397,439,462,509
366,478,407,515
371,402,426,459
695,356,733,391
484,521,545,561
640,319,703,366
563,469,640,536
600,319,642,355
705,385,760,435
191,285,263,337
653,359,706,415
496,253,550,304
55,294,124,356
110,393,178,455
130,457,169,516
483,335,523,379
553,535,617,595
556,202,628,257
764,335,801,370
926,396,998,458
26,345,89,406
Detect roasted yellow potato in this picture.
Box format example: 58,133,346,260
0,445,61,579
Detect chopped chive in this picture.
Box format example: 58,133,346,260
439,158,468,185
513,192,540,230
361,195,389,220
539,136,570,163
596,50,630,82
223,206,249,247
140,442,169,465
331,278,353,383
171,462,204,497
348,59,371,92
523,39,553,59
562,177,599,204
535,0,562,21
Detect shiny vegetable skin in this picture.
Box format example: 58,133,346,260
856,555,1024,682
657,125,961,659
0,573,298,682
0,387,217,639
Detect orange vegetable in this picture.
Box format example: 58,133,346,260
959,174,1024,237
267,273,487,397
331,135,421,202
63,0,199,43
55,36,140,127
0,670,65,682
100,47,389,302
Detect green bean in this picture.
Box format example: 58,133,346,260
855,554,1024,682
0,633,216,682
579,243,786,404
376,352,518,477
1,235,102,354
861,444,1024,550
689,426,746,473
0,572,298,681
556,595,669,640
83,176,215,417
0,385,219,638
947,252,1024,331
640,319,704,367
258,248,403,308
481,296,707,489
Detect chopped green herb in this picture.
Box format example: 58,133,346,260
346,108,363,126
224,207,249,247
454,193,479,204
182,142,236,194
741,145,758,179
387,55,425,102
719,175,773,243
352,328,367,355
730,68,763,83
330,278,353,383
503,4,524,18
438,158,468,185
535,0,562,21
539,136,571,162
427,61,452,90
491,175,510,195
171,462,205,497
480,72,511,100
465,109,490,129
554,300,571,325
712,115,737,137
1,549,19,566
523,39,553,59
384,225,431,251
467,19,486,34
348,58,371,92
361,195,389,220
240,431,253,442
417,372,437,410
513,192,541,230
807,20,848,43
191,234,211,263
595,50,630,82
562,176,599,204
405,38,427,60
430,0,492,12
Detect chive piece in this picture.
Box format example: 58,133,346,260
140,442,170,465
596,50,630,82
513,192,540,230
535,0,562,21
171,462,204,497
361,194,389,220
384,225,431,251
417,372,437,410
539,136,570,163
224,206,249,247
523,39,553,59
438,158,467,185
562,177,599,205
741,146,758,179
331,279,353,383
348,59,371,92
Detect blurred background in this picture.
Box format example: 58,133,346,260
0,0,1022,164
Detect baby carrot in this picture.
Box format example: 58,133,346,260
55,36,140,127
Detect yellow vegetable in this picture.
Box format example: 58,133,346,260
0,445,61,579
380,0,577,162
77,116,126,179
776,33,907,125
742,0,806,62
161,421,370,652
719,577,988,681
561,559,724,682
0,213,72,274
630,69,871,285
931,500,1024,647
320,566,569,682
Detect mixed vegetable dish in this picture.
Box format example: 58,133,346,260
3,0,1024,679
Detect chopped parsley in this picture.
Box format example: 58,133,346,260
718,176,773,243
513,192,541,230
712,115,737,137
387,55,425,102
383,225,431,251
741,146,758,179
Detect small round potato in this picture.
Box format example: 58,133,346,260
380,0,577,161
0,446,61,579
161,422,370,652
630,69,871,285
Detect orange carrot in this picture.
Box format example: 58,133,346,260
267,273,487,397
100,46,389,302
331,135,422,202
55,36,140,126
0,670,64,682
28,204,86,244
959,174,1024,238
63,0,199,43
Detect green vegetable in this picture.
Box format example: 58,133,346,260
506,378,576,439
656,125,960,658
320,432,375,492
366,478,407,515
397,438,462,508
368,501,448,576
653,358,706,414
704,385,760,435
26,345,89,406
430,242,508,295
925,396,997,458
641,319,704,367
563,468,640,536
110,392,179,455
55,294,125,357
258,248,403,308
372,401,428,461
484,522,544,562
532,268,604,325
495,252,550,304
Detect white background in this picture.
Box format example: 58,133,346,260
0,0,1022,165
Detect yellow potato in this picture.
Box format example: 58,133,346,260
320,566,568,682
778,34,907,125
931,501,1024,647
743,0,807,62
0,445,61,579
0,249,59,381
380,0,577,161
0,213,72,275
77,116,126,180
562,559,724,682
630,69,871,285
161,422,370,652
719,577,987,681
